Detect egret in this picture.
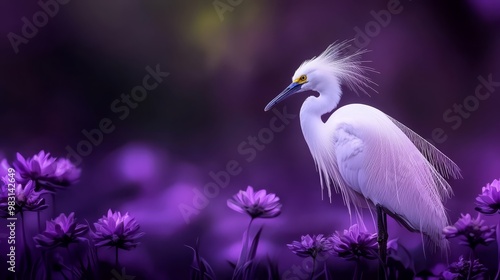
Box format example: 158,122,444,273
264,42,461,272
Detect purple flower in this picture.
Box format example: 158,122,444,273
90,209,145,250
330,224,378,261
443,213,495,249
14,151,57,184
0,180,48,217
13,151,80,191
287,234,333,259
227,186,282,219
475,179,500,214
441,255,487,280
49,158,81,188
33,212,88,249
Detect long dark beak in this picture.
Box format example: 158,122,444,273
264,82,303,111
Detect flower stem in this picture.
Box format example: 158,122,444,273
20,210,32,270
232,218,255,279
37,211,42,232
468,249,475,280
115,247,119,268
42,251,50,279
309,257,316,280
495,222,500,280
247,218,254,238
243,218,253,276
244,218,254,256
353,259,360,280
51,192,57,217
66,246,72,268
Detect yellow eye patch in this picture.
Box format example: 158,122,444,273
293,75,308,84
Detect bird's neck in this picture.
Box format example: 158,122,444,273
299,80,342,147
300,81,342,124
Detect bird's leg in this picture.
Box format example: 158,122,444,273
376,204,388,280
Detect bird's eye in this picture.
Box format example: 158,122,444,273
293,75,308,84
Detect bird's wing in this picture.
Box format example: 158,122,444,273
326,104,454,249
386,115,462,180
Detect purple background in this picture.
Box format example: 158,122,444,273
1,0,500,278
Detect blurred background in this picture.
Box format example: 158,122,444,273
0,0,499,278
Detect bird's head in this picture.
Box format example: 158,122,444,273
264,41,376,111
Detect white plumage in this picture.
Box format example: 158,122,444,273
265,41,461,251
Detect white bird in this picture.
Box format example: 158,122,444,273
264,42,461,267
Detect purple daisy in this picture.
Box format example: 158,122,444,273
443,213,495,249
330,224,378,261
14,151,57,184
13,151,80,191
475,178,500,214
287,234,333,259
0,180,48,217
441,255,487,280
90,209,145,250
33,212,88,249
46,158,81,189
227,186,282,219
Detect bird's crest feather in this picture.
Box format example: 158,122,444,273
297,41,378,95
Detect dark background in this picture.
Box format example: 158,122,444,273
0,0,499,278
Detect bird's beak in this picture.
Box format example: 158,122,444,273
264,82,303,111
